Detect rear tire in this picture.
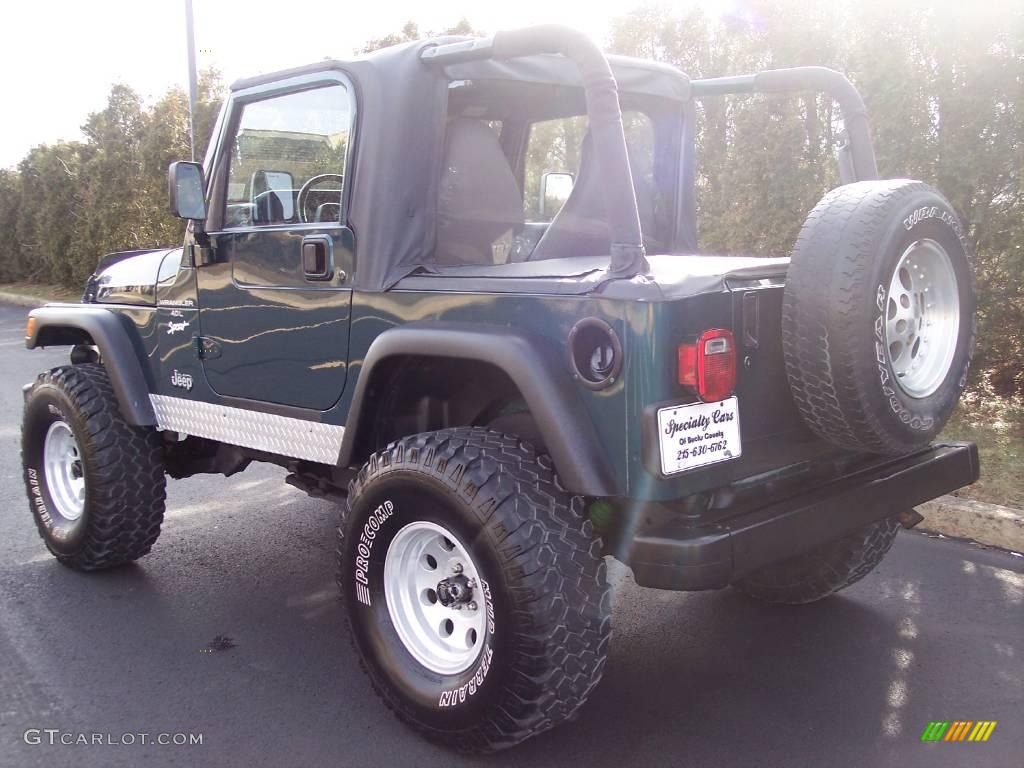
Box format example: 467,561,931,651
784,180,976,454
21,364,167,570
733,515,900,605
338,427,610,752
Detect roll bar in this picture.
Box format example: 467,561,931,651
691,67,879,184
423,32,879,269
422,25,649,278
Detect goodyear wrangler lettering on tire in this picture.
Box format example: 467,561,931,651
873,292,933,431
903,205,968,246
354,499,395,606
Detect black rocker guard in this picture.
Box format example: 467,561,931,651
627,442,980,591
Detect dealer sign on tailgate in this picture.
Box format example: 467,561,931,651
657,397,742,475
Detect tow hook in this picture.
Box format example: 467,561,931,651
897,509,925,529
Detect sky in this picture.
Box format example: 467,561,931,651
0,0,659,169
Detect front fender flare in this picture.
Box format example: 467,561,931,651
338,322,619,497
26,305,156,425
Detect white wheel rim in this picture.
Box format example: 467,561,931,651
383,521,486,675
884,239,960,399
43,421,86,522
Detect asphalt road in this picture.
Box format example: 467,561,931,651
0,300,1021,768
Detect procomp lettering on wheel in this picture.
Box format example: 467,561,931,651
783,179,976,455
353,499,395,606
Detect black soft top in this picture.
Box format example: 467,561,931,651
230,38,692,291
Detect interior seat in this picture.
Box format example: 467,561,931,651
529,133,656,261
435,119,525,265
253,189,286,225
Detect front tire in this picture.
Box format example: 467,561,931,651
21,364,167,570
338,428,610,752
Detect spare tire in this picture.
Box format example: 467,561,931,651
783,179,975,455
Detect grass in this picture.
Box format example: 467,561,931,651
941,392,1024,509
0,281,80,302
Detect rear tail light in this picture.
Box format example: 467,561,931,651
678,329,736,402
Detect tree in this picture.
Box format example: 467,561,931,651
360,19,478,54
0,11,1019,400
0,69,225,288
609,0,1024,397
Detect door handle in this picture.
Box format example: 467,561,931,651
301,235,334,281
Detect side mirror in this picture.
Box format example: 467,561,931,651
168,161,207,221
539,171,574,219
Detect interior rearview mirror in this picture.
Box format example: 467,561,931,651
539,171,574,219
168,161,207,221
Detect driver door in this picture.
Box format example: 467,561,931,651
196,77,355,411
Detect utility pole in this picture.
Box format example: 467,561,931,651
185,0,199,161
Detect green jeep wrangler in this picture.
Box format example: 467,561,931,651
21,25,978,752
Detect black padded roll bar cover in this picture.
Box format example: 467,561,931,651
752,67,879,181
492,25,648,277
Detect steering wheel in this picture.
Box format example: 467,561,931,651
297,174,345,223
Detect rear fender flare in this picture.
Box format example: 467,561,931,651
338,322,619,497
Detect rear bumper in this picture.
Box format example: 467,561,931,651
627,442,980,591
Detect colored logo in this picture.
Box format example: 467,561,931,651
921,721,997,742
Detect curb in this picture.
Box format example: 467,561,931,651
0,290,59,308
917,495,1024,553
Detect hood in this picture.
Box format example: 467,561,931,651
86,248,182,306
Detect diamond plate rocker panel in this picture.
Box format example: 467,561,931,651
150,395,344,464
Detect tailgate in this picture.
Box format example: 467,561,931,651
636,274,846,500
726,276,839,477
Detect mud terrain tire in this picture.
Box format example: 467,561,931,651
338,427,610,752
733,515,901,604
21,364,167,570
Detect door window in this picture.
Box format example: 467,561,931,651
223,85,351,228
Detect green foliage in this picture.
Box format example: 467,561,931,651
0,69,224,288
609,0,1024,398
360,18,478,53
0,7,1019,402
523,115,588,220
